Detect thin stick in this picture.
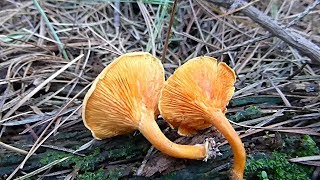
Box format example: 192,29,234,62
267,76,292,107
286,0,320,28
14,157,69,180
161,0,178,64
2,54,84,120
206,0,320,63
0,141,29,155
31,0,69,60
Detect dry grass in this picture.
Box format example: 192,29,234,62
0,0,319,179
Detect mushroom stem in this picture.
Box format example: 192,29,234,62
208,110,246,180
139,109,208,160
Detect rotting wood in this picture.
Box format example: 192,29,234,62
0,123,231,179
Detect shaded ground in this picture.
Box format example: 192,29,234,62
0,0,320,179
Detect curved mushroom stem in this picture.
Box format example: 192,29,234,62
139,109,213,160
208,110,246,180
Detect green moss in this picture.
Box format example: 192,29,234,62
245,135,318,180
106,146,136,159
245,152,313,180
75,167,126,180
229,106,262,122
107,168,124,179
77,169,106,180
40,134,150,170
40,148,106,171
261,171,269,180
286,135,319,157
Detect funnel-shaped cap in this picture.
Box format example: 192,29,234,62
82,52,165,139
159,56,236,135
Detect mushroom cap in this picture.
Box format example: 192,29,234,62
82,52,165,140
159,56,236,136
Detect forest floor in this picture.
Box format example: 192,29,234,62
0,0,320,179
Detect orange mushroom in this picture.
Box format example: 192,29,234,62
82,52,217,161
159,56,246,180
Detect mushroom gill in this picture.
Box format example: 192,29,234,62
159,56,246,180
82,52,216,160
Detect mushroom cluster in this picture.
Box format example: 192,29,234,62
82,52,216,161
82,52,246,179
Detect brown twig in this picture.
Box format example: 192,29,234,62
206,0,320,63
161,0,178,64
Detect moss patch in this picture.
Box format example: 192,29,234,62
40,148,106,171
77,169,106,180
245,152,313,180
228,105,262,122
245,135,319,180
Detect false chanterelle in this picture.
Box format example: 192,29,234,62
82,52,217,161
159,56,246,179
